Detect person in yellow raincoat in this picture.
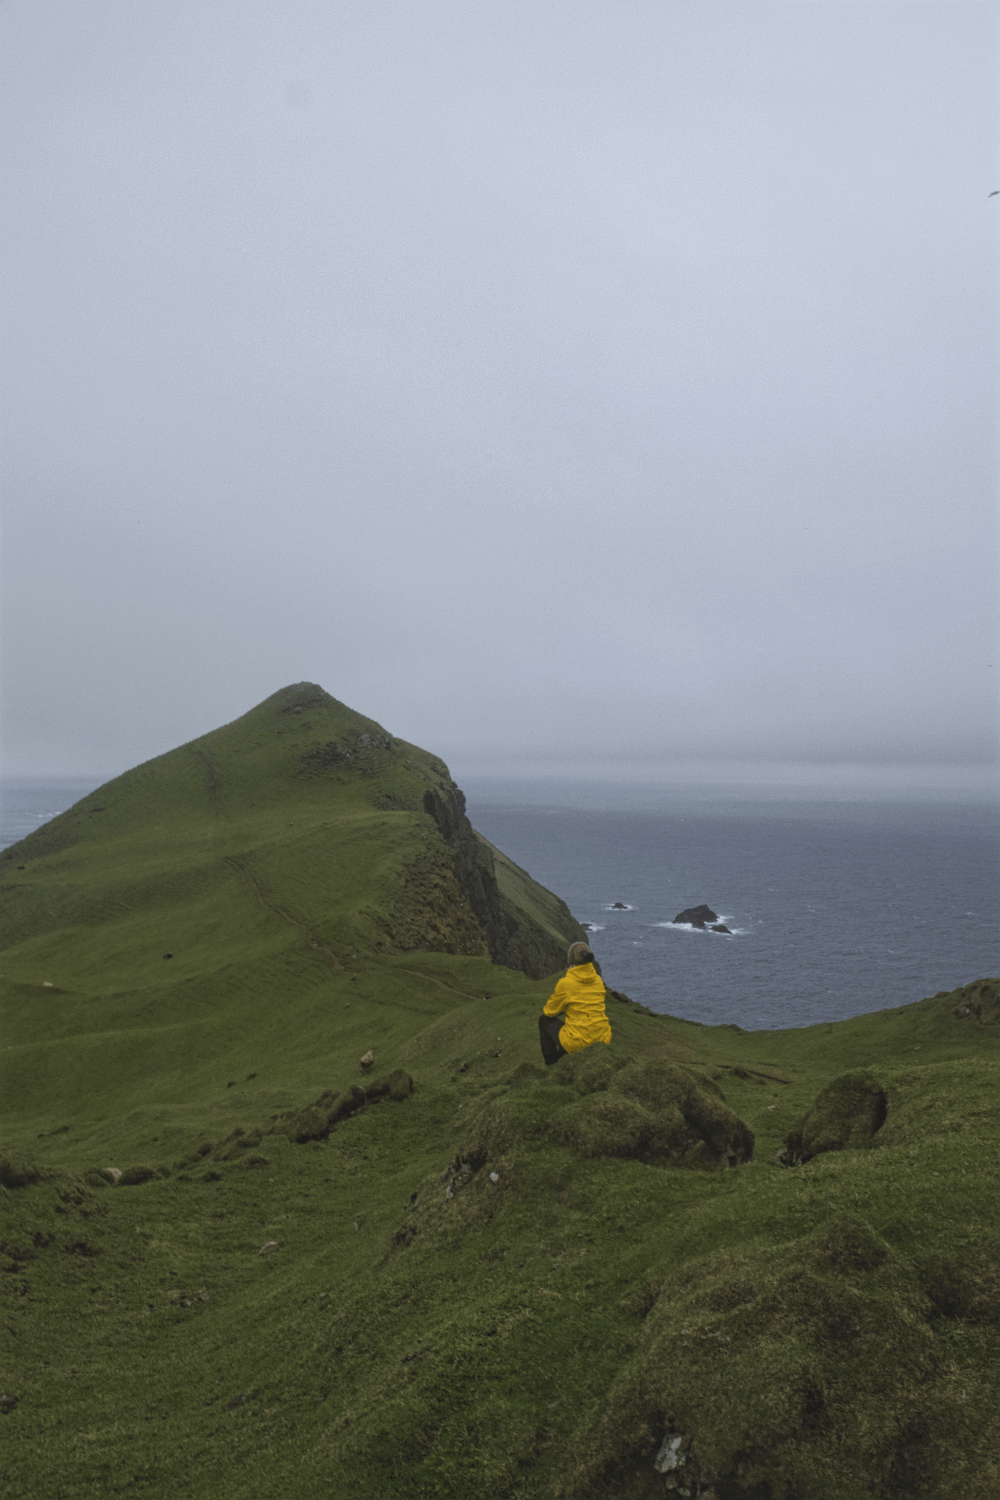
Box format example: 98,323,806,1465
538,941,612,1066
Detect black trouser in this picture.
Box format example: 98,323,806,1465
538,1014,567,1066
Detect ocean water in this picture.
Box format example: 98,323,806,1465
0,778,104,851
462,780,1000,1031
3,776,998,1032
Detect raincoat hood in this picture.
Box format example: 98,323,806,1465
568,962,600,984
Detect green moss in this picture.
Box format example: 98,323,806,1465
781,1069,887,1164
0,1151,42,1188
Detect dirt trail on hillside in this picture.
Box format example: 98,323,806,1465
224,857,344,970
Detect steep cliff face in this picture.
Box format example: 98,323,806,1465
421,781,584,980
376,839,491,961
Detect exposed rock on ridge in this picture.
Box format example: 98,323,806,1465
378,840,491,961
421,781,582,978
949,976,1000,1025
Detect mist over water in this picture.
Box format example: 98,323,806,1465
463,780,1000,1031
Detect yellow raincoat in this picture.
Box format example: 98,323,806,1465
542,963,612,1053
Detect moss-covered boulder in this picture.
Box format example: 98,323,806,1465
286,1073,414,1143
554,1047,631,1095
557,1061,753,1169
0,1153,41,1189
950,977,1000,1026
460,1057,753,1171
917,1245,1000,1323
286,1105,332,1143
780,1069,887,1166
118,1165,162,1186
364,1068,414,1103
571,1221,947,1500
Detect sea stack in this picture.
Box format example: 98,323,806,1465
673,905,719,930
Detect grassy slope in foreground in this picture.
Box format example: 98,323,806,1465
0,691,998,1500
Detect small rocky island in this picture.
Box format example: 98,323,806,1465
674,904,731,934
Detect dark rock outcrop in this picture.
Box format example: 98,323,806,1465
422,784,516,962
780,1070,887,1166
285,1072,413,1143
118,1165,165,1186
286,1106,329,1144
949,977,1000,1025
381,841,492,960
421,783,577,978
673,905,719,929
711,922,732,935
365,1071,414,1103
0,1155,41,1189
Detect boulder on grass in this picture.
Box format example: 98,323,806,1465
365,1069,414,1103
950,977,1000,1026
287,1073,414,1143
118,1165,160,1187
780,1070,887,1166
0,1154,41,1189
327,1085,367,1124
287,1106,329,1143
463,1059,754,1172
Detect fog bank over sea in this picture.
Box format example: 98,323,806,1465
453,760,1000,805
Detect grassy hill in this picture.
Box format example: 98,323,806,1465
1,686,998,1499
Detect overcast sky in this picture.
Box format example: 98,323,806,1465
2,1,998,783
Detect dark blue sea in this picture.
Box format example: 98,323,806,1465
3,776,998,1031
462,778,1000,1031
0,779,105,851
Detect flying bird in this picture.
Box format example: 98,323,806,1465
991,190,999,196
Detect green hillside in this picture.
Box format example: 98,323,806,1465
0,684,584,1139
1,688,999,1499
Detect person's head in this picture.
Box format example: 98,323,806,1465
567,941,595,967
